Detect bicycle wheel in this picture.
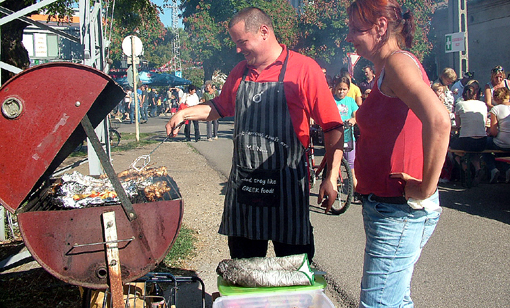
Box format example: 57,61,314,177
330,157,353,215
109,129,121,148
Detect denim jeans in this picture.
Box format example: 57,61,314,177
360,191,441,308
141,103,149,121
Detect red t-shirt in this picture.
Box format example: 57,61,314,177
355,52,428,197
211,45,342,148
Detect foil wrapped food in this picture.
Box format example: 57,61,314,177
216,254,314,287
52,167,169,208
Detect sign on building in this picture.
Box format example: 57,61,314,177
445,32,465,53
34,33,47,57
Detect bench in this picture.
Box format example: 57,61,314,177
495,156,510,164
447,149,510,187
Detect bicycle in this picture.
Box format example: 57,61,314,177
108,117,121,148
307,123,354,215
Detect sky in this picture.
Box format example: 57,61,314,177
151,0,183,28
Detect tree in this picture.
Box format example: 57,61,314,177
180,0,299,81
106,0,167,67
296,0,352,74
297,0,441,77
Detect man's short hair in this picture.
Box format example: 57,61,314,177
187,84,197,92
204,80,213,86
228,7,273,33
363,65,374,73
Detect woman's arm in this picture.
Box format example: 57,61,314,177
489,113,499,137
485,85,494,109
382,53,451,200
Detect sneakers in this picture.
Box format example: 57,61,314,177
490,168,500,184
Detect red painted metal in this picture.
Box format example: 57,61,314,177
0,62,125,213
18,200,183,289
0,63,185,290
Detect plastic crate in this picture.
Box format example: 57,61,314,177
212,289,335,308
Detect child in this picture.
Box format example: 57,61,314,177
432,82,455,126
484,87,510,183
333,76,359,191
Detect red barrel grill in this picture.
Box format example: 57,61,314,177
0,63,183,289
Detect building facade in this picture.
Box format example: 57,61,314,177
431,0,510,82
22,13,81,66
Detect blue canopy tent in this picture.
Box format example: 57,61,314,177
115,71,192,87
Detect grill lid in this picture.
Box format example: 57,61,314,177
0,62,125,213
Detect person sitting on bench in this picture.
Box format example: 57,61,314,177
450,82,487,185
484,87,510,183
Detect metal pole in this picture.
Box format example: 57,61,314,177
458,0,469,73
131,36,140,142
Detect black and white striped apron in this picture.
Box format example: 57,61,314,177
218,50,310,245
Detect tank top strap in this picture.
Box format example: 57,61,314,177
377,50,423,95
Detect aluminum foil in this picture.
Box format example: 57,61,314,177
53,171,155,209
216,254,314,287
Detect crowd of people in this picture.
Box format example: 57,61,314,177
113,81,222,142
430,65,510,185
323,53,510,187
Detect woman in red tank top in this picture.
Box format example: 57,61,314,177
346,1,451,307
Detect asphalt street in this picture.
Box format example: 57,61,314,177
121,115,510,308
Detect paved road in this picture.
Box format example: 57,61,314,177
120,115,510,308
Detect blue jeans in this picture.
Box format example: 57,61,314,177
129,103,141,124
141,103,149,121
360,191,441,308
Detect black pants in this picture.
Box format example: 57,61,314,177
228,228,314,262
184,123,191,141
184,120,200,141
192,120,200,141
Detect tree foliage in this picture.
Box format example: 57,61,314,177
296,0,352,71
297,0,440,77
105,0,167,66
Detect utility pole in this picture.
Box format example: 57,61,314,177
450,0,469,73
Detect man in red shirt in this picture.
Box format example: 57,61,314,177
166,7,343,261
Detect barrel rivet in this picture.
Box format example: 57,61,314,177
75,101,81,107
2,97,23,119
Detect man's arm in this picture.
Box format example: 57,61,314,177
165,101,221,136
318,127,344,213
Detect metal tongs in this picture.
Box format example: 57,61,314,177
131,121,185,172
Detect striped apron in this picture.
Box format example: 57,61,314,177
218,50,311,245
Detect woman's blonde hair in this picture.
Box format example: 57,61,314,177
493,87,510,102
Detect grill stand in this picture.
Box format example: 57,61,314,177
102,211,124,308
